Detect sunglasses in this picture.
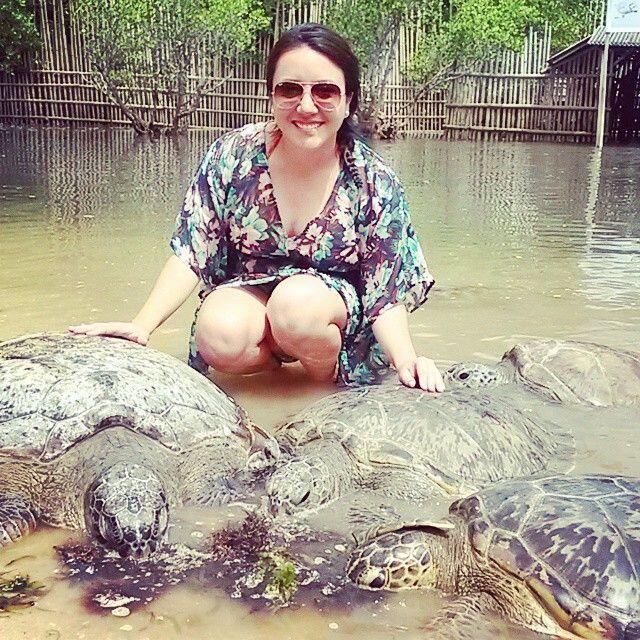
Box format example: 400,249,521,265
272,81,343,111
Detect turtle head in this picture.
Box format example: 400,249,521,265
84,462,169,558
347,524,453,591
444,362,508,389
265,447,352,516
265,438,354,516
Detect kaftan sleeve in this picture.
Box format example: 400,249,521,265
170,137,230,288
359,171,435,325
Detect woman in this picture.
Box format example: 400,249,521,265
70,23,445,392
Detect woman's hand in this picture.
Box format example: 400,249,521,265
68,322,150,346
370,305,445,393
396,356,445,393
68,256,199,348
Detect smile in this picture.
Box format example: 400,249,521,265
293,122,322,130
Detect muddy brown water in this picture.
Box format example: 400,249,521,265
0,127,639,639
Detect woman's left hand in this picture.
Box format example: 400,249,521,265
396,356,445,393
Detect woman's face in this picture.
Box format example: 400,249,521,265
271,45,350,153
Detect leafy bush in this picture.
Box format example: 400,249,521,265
0,0,40,71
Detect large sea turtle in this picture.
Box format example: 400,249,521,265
0,333,279,557
445,339,640,407
265,383,574,517
347,474,640,640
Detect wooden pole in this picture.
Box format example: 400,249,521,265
595,32,610,147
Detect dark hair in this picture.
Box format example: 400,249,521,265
266,23,363,152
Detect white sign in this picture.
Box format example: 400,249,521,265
607,0,640,30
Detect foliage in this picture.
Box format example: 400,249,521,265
328,0,598,130
74,0,270,135
409,0,597,85
327,0,412,74
540,0,596,51
204,513,300,605
326,0,441,136
0,573,46,613
0,0,40,71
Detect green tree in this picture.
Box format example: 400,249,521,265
409,0,597,85
74,0,270,135
0,0,40,71
327,0,440,137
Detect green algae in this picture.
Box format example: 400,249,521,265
0,572,46,613
259,551,298,603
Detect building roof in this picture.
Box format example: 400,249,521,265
588,26,640,45
546,36,591,67
546,26,640,68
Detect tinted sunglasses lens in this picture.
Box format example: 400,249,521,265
311,83,341,108
273,82,303,101
273,82,342,109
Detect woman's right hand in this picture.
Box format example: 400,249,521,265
68,256,199,349
68,322,150,346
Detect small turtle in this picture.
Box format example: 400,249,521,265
347,474,640,639
445,339,640,407
265,383,574,516
0,333,279,557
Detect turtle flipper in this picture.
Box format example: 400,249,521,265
0,493,38,547
423,593,509,640
364,467,452,501
182,473,241,507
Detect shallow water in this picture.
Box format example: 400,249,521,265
0,127,639,639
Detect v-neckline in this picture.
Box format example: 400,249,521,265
260,131,344,240
265,165,343,240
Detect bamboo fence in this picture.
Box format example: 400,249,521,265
444,25,601,142
0,0,606,141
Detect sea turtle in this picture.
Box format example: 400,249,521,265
347,474,640,640
0,333,279,557
265,382,574,516
445,339,640,407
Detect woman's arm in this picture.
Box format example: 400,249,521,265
69,254,199,344
372,304,445,392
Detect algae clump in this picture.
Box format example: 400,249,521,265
260,552,298,602
0,573,46,613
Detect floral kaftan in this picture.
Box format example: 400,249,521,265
170,122,434,385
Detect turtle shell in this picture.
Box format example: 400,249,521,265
452,474,640,639
276,383,574,494
0,333,262,462
502,339,640,407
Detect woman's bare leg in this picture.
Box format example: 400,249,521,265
266,275,347,381
194,286,281,374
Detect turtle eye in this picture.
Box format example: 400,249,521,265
369,574,386,589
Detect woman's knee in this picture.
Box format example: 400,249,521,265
266,276,346,344
195,290,267,368
195,314,250,366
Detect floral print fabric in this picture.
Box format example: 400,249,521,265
170,122,434,385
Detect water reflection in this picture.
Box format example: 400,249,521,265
0,127,639,640
0,127,219,226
